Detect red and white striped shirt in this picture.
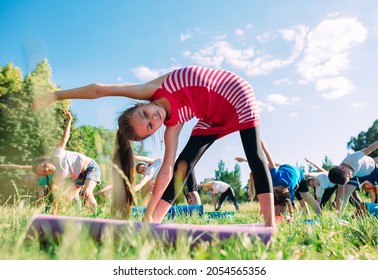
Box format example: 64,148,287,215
151,66,260,138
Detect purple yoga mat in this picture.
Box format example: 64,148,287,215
25,214,273,245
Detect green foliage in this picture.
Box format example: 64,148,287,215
0,196,377,260
0,61,61,201
210,160,249,202
0,60,65,164
0,60,117,202
348,119,378,158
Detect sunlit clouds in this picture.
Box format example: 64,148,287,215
267,94,301,105
297,15,367,99
133,15,367,102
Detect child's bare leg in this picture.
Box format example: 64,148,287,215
152,199,172,223
81,180,98,210
66,185,81,205
34,185,45,207
188,191,201,204
340,184,358,214
300,191,322,215
48,184,61,215
297,199,310,215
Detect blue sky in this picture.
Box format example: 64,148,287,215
1,0,377,185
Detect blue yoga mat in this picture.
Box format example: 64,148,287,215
132,204,204,219
364,202,378,216
205,211,235,219
303,219,320,225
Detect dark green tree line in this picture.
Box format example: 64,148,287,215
199,160,250,204
348,119,378,158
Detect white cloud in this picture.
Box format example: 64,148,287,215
267,93,300,105
316,76,356,99
289,112,299,118
180,33,191,42
255,32,273,43
182,50,191,57
185,25,310,77
274,78,294,85
132,65,183,81
181,15,366,101
186,40,297,76
235,28,244,36
215,34,227,40
245,56,293,76
297,17,367,83
280,25,308,61
131,66,161,81
257,100,275,112
186,41,254,68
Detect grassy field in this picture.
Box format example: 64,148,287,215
0,194,377,260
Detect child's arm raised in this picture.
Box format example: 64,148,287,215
58,109,72,149
361,140,378,156
261,140,276,169
304,157,326,172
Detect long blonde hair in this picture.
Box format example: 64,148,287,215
111,107,140,219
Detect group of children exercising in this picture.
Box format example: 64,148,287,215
17,65,377,228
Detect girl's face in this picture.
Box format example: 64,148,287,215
136,164,148,174
340,164,353,179
307,179,318,187
34,161,55,176
131,103,166,139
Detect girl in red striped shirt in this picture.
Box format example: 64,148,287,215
33,66,275,228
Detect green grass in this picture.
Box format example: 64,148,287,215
0,195,377,260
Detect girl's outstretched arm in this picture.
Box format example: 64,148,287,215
0,164,31,170
361,140,378,156
58,109,72,149
32,74,169,111
304,158,326,172
261,140,276,169
143,124,183,222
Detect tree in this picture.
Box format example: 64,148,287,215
212,160,248,202
0,60,69,202
0,59,149,205
0,60,119,202
321,156,333,171
347,119,378,158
